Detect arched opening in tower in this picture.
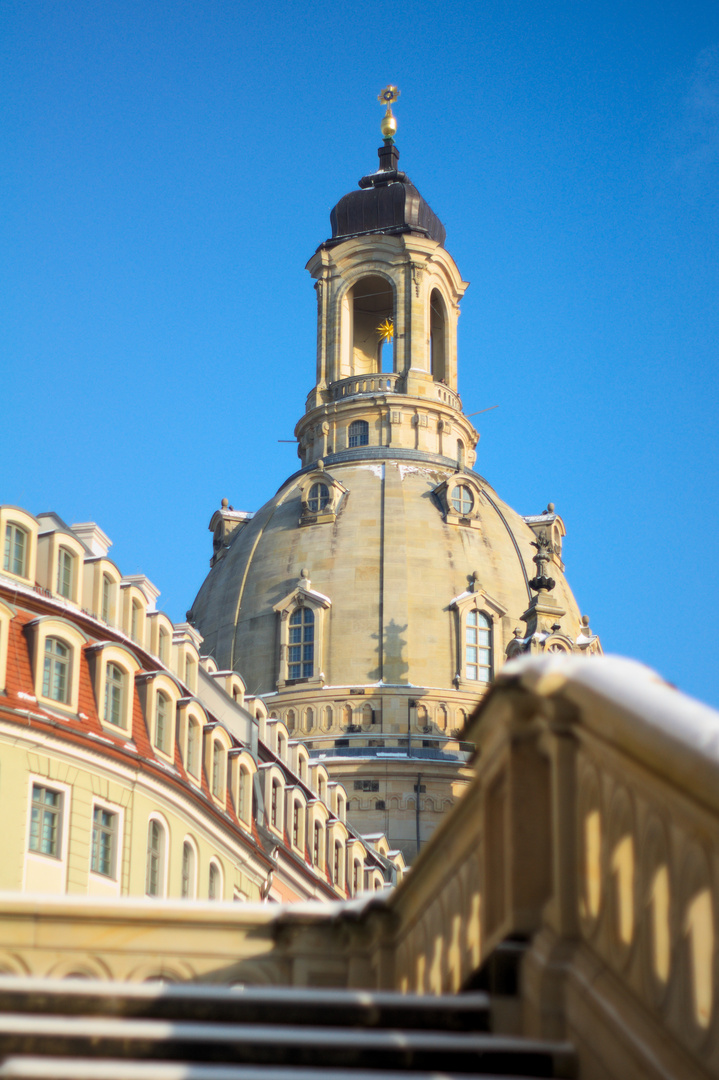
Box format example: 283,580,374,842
349,275,395,376
430,289,447,382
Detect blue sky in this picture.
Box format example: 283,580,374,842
2,1,718,705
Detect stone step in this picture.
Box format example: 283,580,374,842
0,1015,576,1076
0,978,491,1033
0,1059,548,1080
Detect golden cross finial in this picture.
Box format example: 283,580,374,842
378,85,400,140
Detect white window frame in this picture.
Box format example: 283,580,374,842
23,774,72,893
208,858,223,900
89,797,124,888
0,508,38,584
26,617,88,715
449,588,506,692
145,814,169,898
181,835,198,899
273,586,331,690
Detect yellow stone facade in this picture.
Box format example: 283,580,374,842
190,133,601,861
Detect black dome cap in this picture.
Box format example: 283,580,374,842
325,142,446,248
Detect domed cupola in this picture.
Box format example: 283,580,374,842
327,139,446,248
188,88,601,861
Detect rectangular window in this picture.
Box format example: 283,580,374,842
29,784,62,857
101,574,112,623
57,548,73,599
42,638,70,704
104,663,125,726
354,780,379,792
212,742,222,798
91,807,117,877
4,523,27,577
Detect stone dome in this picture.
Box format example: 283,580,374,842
190,458,583,693
188,123,600,860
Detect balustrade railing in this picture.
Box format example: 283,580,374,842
329,373,402,400
0,655,715,1080
387,655,719,1080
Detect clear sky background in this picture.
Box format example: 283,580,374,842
2,1,718,705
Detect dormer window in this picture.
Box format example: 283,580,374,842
158,627,170,666
101,574,112,623
433,475,484,529
450,587,505,691
451,485,474,516
43,638,70,704
187,718,200,777
155,691,170,753
212,741,222,798
308,483,330,513
104,663,125,726
56,547,74,599
130,600,143,644
288,607,314,680
298,470,346,527
4,523,27,578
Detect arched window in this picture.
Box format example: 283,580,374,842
158,627,170,667
308,483,330,512
288,607,314,680
155,691,170,753
349,275,394,375
437,704,448,732
313,821,322,866
209,861,221,900
101,574,112,623
285,710,295,732
238,766,251,823
342,703,352,727
429,288,447,381
42,638,70,704
278,731,287,759
57,547,74,599
104,663,125,726
348,420,369,448
456,440,465,468
130,599,143,644
353,860,361,895
292,802,302,849
334,841,342,886
323,706,333,731
181,840,195,898
145,819,165,897
3,522,27,577
184,654,195,688
336,792,346,822
361,703,373,729
187,718,200,776
451,484,474,515
212,741,223,799
304,707,314,732
271,779,280,829
465,611,492,683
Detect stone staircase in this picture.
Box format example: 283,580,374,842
0,977,576,1079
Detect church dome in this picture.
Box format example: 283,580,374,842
191,462,582,695
189,96,600,860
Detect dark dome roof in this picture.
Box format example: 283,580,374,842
325,142,446,248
